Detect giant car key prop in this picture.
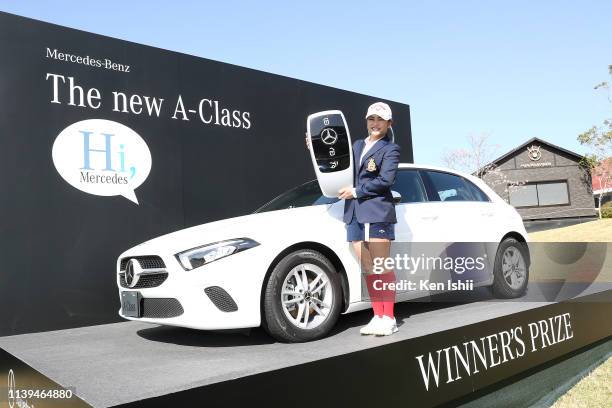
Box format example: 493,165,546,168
306,110,354,198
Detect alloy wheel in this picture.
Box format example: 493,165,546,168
280,263,334,329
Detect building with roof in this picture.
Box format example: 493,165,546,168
481,137,598,221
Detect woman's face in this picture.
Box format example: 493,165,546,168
366,115,391,138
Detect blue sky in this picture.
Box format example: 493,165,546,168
1,1,610,166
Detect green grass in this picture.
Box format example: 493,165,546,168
528,219,612,242
550,356,612,408
526,219,612,282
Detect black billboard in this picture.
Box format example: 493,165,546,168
0,12,413,336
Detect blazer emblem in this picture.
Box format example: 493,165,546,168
366,157,377,172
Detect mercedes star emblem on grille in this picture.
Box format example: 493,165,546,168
125,259,143,288
320,128,338,145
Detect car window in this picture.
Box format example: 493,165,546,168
254,180,339,213
464,179,491,202
421,170,476,202
392,170,428,203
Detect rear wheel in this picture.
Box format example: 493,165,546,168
262,249,342,342
491,238,529,298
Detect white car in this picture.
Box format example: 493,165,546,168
117,164,530,342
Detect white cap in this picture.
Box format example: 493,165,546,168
365,102,392,121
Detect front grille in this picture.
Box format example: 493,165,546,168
120,256,165,271
205,286,238,312
142,298,184,318
119,272,168,289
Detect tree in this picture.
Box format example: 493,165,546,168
441,133,525,200
593,64,612,102
578,65,612,218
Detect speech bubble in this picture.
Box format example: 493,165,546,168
52,119,151,204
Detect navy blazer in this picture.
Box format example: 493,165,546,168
343,135,401,224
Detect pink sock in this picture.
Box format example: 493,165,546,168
380,271,396,318
365,274,384,317
372,301,384,317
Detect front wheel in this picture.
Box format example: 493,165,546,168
262,249,342,342
491,238,529,298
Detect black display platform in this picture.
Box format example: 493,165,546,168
0,284,610,407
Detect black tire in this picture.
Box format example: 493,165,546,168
262,249,342,342
491,238,530,298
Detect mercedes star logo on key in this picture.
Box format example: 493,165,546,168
320,128,338,145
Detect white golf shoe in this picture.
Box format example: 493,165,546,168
360,315,383,335
374,315,398,336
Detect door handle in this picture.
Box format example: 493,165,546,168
481,212,494,217
420,215,439,221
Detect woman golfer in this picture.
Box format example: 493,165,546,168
337,102,400,336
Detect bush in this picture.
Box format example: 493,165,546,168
601,206,612,218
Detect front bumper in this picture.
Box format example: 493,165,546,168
117,246,267,330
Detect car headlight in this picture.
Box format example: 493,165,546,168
175,238,259,271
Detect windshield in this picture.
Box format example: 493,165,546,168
254,180,339,213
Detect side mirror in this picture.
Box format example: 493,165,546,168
392,190,402,204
